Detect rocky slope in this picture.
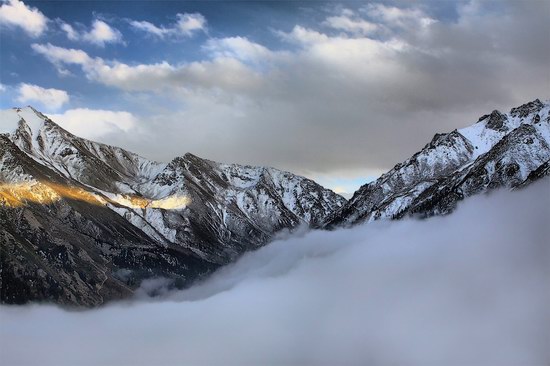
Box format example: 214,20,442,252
0,107,345,305
324,99,550,227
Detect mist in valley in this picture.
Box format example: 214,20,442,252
1,180,549,366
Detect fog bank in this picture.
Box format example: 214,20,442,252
1,180,549,366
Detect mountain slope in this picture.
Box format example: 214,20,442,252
324,99,550,227
0,134,214,305
0,107,345,305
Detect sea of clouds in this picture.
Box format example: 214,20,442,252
1,180,549,366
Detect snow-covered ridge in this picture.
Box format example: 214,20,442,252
2,100,548,307
1,106,345,264
325,98,550,227
1,107,167,192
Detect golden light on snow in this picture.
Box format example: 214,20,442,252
148,195,190,210
0,182,99,207
0,182,190,210
107,193,190,210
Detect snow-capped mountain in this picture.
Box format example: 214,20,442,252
2,99,548,306
0,107,345,305
324,99,550,227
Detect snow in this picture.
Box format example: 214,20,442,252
17,107,45,138
458,103,549,159
0,107,46,137
333,99,550,226
0,109,22,134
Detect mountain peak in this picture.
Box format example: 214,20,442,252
510,98,544,118
324,98,550,227
0,106,48,136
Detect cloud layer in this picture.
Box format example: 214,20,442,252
1,180,548,366
26,1,550,180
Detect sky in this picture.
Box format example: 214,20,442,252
1,179,549,366
0,0,549,194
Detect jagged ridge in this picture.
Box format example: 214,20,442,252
0,107,345,305
324,99,550,227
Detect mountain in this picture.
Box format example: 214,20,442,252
2,99,548,306
0,107,346,306
324,99,550,227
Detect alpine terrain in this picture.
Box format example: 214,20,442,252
0,107,346,306
324,99,550,227
1,99,548,307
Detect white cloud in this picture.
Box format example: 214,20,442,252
324,10,378,35
83,19,123,46
16,83,69,110
0,83,6,92
0,0,48,37
31,42,261,92
47,108,137,139
130,12,206,38
31,42,94,76
175,13,206,36
32,42,93,65
363,3,436,30
277,25,329,45
203,37,274,64
59,19,123,46
1,181,548,365
59,22,79,41
128,20,168,38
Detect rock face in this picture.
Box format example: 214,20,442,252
0,107,346,306
324,99,550,227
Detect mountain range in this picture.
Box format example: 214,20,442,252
1,99,548,306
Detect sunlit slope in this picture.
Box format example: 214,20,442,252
0,133,215,305
0,107,344,306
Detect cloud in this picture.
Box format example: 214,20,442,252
0,83,5,92
128,20,168,38
82,19,123,46
0,180,548,366
277,25,329,45
30,2,550,179
59,21,78,40
47,108,137,139
31,42,94,76
176,13,206,36
129,12,206,38
59,19,123,46
324,9,378,35
0,0,48,37
31,42,261,92
362,3,436,30
16,83,69,110
203,36,275,64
